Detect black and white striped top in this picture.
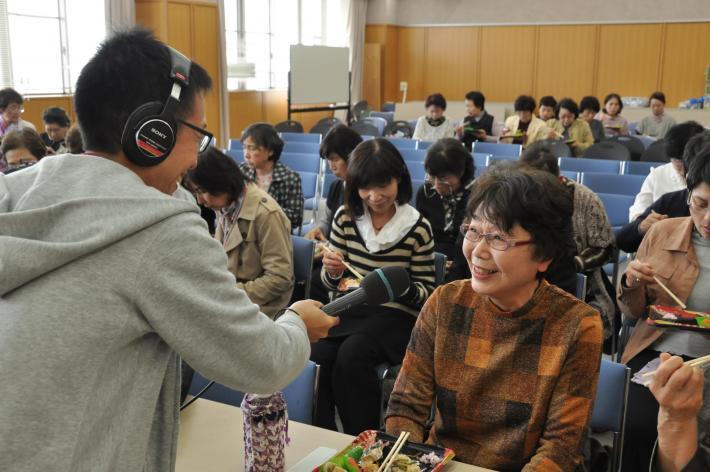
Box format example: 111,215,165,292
322,206,436,317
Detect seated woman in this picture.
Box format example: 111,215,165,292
415,137,475,259
502,95,551,148
618,148,710,471
545,98,594,157
521,146,616,340
580,95,606,143
413,93,456,142
456,90,496,150
637,91,676,139
595,93,629,137
649,353,708,472
186,147,294,319
40,106,71,154
1,128,47,174
312,138,436,435
386,165,603,470
238,123,304,230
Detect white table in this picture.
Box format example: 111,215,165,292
176,399,494,471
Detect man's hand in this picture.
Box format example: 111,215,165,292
639,210,667,234
289,299,339,343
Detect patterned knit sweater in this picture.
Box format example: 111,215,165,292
385,280,603,471
321,206,436,316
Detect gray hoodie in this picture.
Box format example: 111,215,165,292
0,154,310,471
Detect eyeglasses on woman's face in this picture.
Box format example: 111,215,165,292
459,223,533,251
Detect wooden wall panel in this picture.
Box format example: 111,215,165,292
397,28,427,100
660,22,710,106
363,43,383,109
191,4,222,140
229,91,263,138
535,25,598,100
479,26,537,101
167,2,193,56
424,27,479,101
596,24,663,99
384,26,400,102
22,96,74,132
135,1,168,42
262,90,288,125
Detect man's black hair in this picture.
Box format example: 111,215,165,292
42,107,71,127
514,95,536,113
665,121,705,161
464,91,485,110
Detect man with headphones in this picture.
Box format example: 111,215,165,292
0,28,338,471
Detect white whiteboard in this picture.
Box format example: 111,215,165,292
289,45,350,105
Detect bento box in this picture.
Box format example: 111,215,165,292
646,305,710,331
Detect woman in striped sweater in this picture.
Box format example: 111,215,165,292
312,138,436,434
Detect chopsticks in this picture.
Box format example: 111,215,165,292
377,431,410,472
643,354,710,379
653,276,687,309
320,244,365,281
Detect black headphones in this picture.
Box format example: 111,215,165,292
120,47,192,167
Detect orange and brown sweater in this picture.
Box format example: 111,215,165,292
385,280,603,471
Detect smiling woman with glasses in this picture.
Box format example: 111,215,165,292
386,164,603,470
0,87,38,172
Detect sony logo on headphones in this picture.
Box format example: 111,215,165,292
150,128,168,139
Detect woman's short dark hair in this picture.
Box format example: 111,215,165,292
539,96,557,109
42,107,71,127
580,96,601,114
520,145,560,177
241,122,284,162
425,93,447,110
682,131,710,182
464,91,485,110
425,138,474,184
345,138,412,218
466,163,574,264
666,121,704,160
556,98,580,119
319,124,363,161
685,143,710,191
514,95,536,113
0,128,47,160
603,93,623,113
649,91,666,104
0,88,23,109
185,147,246,202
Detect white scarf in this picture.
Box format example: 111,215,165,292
355,203,420,252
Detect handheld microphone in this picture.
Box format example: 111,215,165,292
322,266,410,316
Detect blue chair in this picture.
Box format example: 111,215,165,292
580,173,646,197
622,161,662,176
411,179,425,205
370,111,394,124
323,173,338,199
188,360,321,424
284,141,320,154
575,273,587,300
351,122,381,137
628,121,638,135
280,152,321,174
558,157,622,174
473,153,491,168
472,142,522,157
488,155,517,166
382,102,395,112
300,171,319,217
406,161,426,180
400,148,427,162
292,235,315,298
387,137,418,150
363,116,388,136
228,139,243,151
280,132,321,143
560,170,579,182
361,135,375,141
634,134,657,149
591,359,630,472
596,192,635,286
434,252,447,286
225,149,244,164
417,140,434,150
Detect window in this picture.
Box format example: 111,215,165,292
225,0,348,91
0,0,105,94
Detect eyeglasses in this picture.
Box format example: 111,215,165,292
459,224,533,251
177,119,213,153
5,104,24,113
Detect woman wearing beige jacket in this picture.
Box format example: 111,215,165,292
501,95,551,148
186,147,294,318
545,98,595,157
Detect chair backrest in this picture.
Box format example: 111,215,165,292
580,173,646,197
406,161,426,180
280,131,320,143
228,139,243,150
384,120,414,138
434,252,447,286
280,152,321,174
526,139,571,158
298,171,318,199
352,100,369,122
274,120,304,133
291,235,315,299
575,273,587,300
473,153,491,168
488,155,517,166
309,117,341,135
225,149,244,164
417,140,434,150
640,139,669,162
370,111,395,124
411,179,425,205
558,157,622,174
362,116,388,135
634,134,657,149
591,359,631,472
473,141,522,157
622,160,662,176
628,121,638,135
323,173,339,198
188,360,321,424
283,141,320,154
386,136,418,149
400,148,427,162
351,121,381,137
607,135,645,161
583,141,631,161
596,192,636,230
382,102,395,112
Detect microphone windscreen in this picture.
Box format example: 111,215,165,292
360,266,410,305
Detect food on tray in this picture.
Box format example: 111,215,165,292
315,430,453,472
647,305,710,331
314,243,325,258
338,277,360,292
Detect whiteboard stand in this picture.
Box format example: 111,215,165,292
287,71,352,126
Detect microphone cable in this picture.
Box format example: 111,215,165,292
180,380,215,411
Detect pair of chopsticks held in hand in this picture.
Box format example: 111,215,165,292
319,244,364,281
377,431,411,472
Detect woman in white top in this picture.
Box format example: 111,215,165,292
412,93,456,142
